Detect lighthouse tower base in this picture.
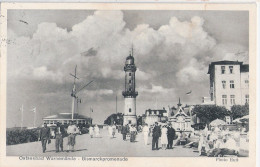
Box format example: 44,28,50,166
123,115,137,125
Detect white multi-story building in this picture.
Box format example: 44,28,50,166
207,60,249,109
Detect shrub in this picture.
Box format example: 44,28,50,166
6,128,40,145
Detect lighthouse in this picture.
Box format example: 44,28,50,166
122,49,138,125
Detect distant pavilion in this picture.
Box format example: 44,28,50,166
43,113,92,126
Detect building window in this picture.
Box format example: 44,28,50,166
245,94,249,104
222,95,227,105
129,88,132,91
129,108,131,113
229,66,233,74
129,80,131,83
245,80,249,84
129,73,131,76
221,66,225,74
230,95,235,105
222,81,226,89
230,80,235,88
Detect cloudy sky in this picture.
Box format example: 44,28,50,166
6,10,249,127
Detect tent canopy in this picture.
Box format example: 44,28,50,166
232,118,242,123
209,119,226,126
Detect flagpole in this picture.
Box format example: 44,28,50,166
90,107,92,119
21,104,23,130
34,107,36,128
116,95,117,114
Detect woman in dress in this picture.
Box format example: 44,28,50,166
161,125,168,150
198,131,206,156
108,125,113,138
89,126,94,138
94,125,100,137
112,124,116,138
143,124,149,145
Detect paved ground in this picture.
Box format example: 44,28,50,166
7,129,199,157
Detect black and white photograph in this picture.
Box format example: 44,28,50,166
1,3,256,161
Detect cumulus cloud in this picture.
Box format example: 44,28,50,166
176,58,208,84
6,10,250,127
139,84,175,94
7,10,248,96
81,89,113,98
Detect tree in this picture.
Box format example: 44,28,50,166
191,105,231,125
104,113,123,125
230,104,249,120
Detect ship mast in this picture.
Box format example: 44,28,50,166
70,65,94,120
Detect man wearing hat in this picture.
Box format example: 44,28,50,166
152,122,161,150
121,124,127,141
54,122,65,152
167,123,176,149
39,123,51,153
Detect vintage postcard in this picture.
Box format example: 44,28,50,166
0,2,257,167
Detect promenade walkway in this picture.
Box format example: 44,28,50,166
7,129,199,157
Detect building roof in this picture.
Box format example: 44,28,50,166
207,60,244,74
126,54,134,60
145,109,167,117
171,106,191,116
43,113,92,120
241,64,249,72
125,54,135,65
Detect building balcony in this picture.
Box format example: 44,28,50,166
122,91,138,97
124,65,136,72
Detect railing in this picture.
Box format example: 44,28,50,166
122,91,138,97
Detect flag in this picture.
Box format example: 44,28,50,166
186,91,192,95
31,107,36,113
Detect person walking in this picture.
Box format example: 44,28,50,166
39,123,51,153
167,124,176,149
94,125,100,138
54,122,65,153
121,125,127,141
149,125,153,137
108,125,113,138
198,131,206,156
161,125,168,150
112,124,116,138
126,124,130,137
89,126,94,138
130,125,137,142
143,124,149,145
152,122,161,150
118,125,122,133
67,121,80,152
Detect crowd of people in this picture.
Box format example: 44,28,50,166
118,122,176,150
38,121,247,157
188,126,247,157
